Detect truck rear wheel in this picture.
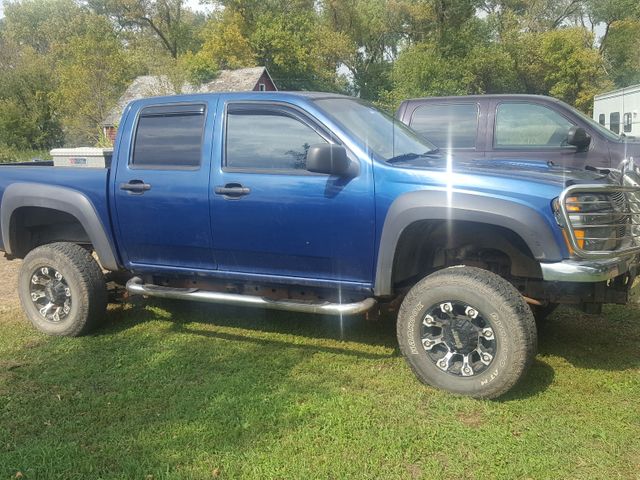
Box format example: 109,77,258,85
397,266,537,399
18,242,107,336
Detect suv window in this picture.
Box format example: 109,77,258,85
610,112,620,134
598,114,605,126
225,105,328,171
409,103,478,149
132,104,205,167
495,102,574,148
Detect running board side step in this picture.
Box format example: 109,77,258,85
126,277,377,315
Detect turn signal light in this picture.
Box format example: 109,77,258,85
558,196,585,253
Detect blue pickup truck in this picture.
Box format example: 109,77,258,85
1,92,639,398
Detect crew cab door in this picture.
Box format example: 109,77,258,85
113,101,217,271
485,100,606,167
400,101,486,160
209,100,375,284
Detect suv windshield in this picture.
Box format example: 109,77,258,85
314,98,438,162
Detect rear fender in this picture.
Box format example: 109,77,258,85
0,183,119,270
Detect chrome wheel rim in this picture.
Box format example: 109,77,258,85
420,301,497,377
29,266,72,323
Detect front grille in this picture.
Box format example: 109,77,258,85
559,184,640,258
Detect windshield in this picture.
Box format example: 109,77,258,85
566,103,623,141
314,98,438,161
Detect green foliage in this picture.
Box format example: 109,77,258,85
601,20,640,88
539,28,614,112
0,40,63,150
52,14,136,145
251,10,348,91
180,52,220,85
2,0,85,53
87,0,205,59
0,145,51,163
0,0,639,149
197,9,256,71
198,3,350,92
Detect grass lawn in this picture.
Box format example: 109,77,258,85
0,297,639,479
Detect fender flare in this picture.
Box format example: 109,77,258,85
1,183,120,271
374,190,562,296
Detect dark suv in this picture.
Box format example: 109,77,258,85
396,94,640,169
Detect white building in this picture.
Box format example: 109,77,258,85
593,84,640,137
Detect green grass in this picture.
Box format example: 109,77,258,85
0,299,638,480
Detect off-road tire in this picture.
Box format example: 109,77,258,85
397,266,537,399
18,242,107,336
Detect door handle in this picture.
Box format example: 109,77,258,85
214,183,251,198
120,180,151,194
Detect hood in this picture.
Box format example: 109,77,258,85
612,139,640,168
392,156,611,187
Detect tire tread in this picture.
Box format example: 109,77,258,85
397,266,537,399
19,242,107,336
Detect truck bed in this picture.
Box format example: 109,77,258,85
0,165,113,254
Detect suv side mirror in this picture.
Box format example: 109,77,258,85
306,144,356,176
567,126,591,151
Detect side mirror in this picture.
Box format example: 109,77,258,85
567,126,591,151
306,144,356,176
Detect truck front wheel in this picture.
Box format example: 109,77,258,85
18,242,107,336
397,266,537,399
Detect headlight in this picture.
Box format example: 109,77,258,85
555,190,636,256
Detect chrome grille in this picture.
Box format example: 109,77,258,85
559,184,640,258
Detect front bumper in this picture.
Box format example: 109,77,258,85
541,256,638,282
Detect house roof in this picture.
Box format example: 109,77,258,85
197,66,274,93
103,66,274,126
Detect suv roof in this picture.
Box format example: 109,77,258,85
401,93,565,105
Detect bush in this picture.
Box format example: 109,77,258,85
0,144,51,163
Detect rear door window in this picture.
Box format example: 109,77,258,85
494,102,574,148
409,103,478,149
132,104,206,168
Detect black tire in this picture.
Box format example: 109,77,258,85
18,242,107,336
397,266,537,399
531,303,558,324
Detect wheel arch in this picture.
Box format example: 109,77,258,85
374,190,562,296
1,183,120,271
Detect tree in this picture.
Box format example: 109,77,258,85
86,0,204,58
0,36,63,150
197,1,350,91
2,0,85,54
52,14,136,144
251,10,350,91
601,20,640,87
197,9,255,71
538,28,613,111
321,0,407,99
